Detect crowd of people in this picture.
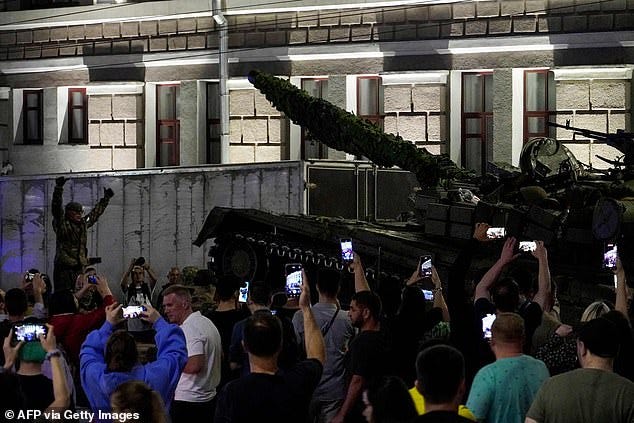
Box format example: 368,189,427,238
0,181,633,423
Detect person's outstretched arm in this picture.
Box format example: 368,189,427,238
52,177,67,225
531,241,551,311
431,267,450,322
41,325,70,411
614,258,630,322
84,187,114,228
299,271,325,364
120,259,135,293
474,237,519,302
350,253,370,293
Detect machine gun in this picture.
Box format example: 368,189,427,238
547,120,634,169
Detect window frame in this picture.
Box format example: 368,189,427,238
523,69,553,142
461,72,493,175
156,83,180,167
68,87,87,144
301,78,328,159
357,76,384,130
206,82,221,164
23,89,43,145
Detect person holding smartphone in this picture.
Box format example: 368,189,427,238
80,302,187,414
291,268,354,423
214,271,325,423
207,275,249,389
473,237,550,359
2,323,70,413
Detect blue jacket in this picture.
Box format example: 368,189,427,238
80,317,187,413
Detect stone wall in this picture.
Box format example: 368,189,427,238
554,78,630,168
88,93,142,148
228,88,286,163
383,83,446,155
1,0,633,62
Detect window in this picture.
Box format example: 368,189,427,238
301,78,328,159
207,83,221,164
68,88,87,144
157,84,180,166
357,76,384,130
461,72,493,175
23,90,42,144
524,70,554,142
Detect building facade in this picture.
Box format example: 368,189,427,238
0,0,633,176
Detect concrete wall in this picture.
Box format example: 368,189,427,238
0,161,304,296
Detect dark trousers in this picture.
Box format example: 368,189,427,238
53,262,82,292
171,398,217,423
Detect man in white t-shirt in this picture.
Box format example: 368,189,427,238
163,284,222,422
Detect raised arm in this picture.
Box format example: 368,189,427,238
474,237,519,303
51,177,67,225
299,271,325,364
143,262,159,292
141,305,188,391
431,266,450,322
32,273,48,319
350,253,370,293
40,325,70,411
120,259,135,292
531,241,551,311
614,258,630,322
84,187,113,229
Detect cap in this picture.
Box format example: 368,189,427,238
65,202,83,213
578,317,620,358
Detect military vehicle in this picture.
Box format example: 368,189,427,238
194,70,634,307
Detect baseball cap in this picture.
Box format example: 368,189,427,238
65,202,83,213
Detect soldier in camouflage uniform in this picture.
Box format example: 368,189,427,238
52,176,114,292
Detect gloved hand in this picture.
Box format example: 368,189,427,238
55,176,68,187
104,188,115,199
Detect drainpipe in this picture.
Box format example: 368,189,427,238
212,0,229,164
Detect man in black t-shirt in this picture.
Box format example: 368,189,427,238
413,345,473,423
332,290,391,423
214,271,325,423
473,237,549,364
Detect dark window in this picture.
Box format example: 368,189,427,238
461,72,493,175
207,82,221,164
23,90,42,145
68,88,87,144
157,84,180,166
524,70,554,142
301,78,328,159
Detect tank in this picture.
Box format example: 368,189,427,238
194,70,634,308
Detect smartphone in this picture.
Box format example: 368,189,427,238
419,255,433,278
340,238,354,262
87,275,98,284
25,272,35,282
122,305,146,319
421,289,434,301
13,323,47,342
482,313,497,339
285,263,303,298
603,243,618,270
518,241,537,252
238,282,250,303
486,227,506,239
